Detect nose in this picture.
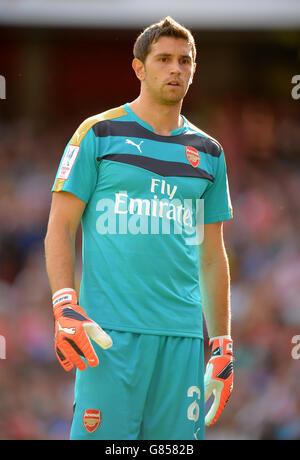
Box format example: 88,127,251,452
170,61,181,75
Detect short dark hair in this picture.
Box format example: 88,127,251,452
133,16,196,63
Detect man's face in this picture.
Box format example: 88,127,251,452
138,36,196,105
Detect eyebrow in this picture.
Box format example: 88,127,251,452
154,53,192,59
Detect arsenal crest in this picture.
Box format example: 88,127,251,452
185,146,200,168
83,409,102,433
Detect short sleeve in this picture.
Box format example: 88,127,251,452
202,149,233,224
52,127,98,203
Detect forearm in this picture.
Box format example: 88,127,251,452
44,227,76,295
199,252,231,338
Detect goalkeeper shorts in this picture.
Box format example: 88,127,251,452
70,330,205,440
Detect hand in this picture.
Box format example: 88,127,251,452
53,288,113,371
204,335,233,426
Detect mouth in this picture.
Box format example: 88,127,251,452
166,80,181,87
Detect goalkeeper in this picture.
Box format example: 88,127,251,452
45,17,233,440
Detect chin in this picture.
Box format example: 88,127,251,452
160,93,184,105
163,98,183,106
161,88,187,105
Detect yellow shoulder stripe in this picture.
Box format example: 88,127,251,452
70,105,127,146
53,106,127,193
53,179,66,192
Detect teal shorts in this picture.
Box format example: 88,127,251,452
70,330,205,440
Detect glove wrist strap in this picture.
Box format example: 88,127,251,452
52,288,77,311
209,336,233,357
210,335,232,341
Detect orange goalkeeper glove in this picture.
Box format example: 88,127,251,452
204,335,233,426
53,288,113,372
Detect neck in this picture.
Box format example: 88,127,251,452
129,93,183,136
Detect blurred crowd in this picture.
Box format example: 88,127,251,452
0,96,299,440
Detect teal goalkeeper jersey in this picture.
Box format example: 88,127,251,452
52,104,233,338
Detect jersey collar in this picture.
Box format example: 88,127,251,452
124,103,188,137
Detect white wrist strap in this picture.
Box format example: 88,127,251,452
52,288,77,308
52,288,76,301
210,335,232,341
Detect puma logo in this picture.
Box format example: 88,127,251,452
58,322,76,335
126,139,144,153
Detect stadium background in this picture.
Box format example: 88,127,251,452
0,0,299,440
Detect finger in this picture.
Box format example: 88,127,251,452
60,339,87,371
205,389,222,426
204,387,213,403
76,329,99,368
55,346,74,372
84,322,113,350
204,363,214,402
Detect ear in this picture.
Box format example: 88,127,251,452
190,61,197,85
132,58,146,82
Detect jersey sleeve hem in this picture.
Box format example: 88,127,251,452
204,210,233,224
51,183,89,204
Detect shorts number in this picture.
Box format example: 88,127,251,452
187,385,201,421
